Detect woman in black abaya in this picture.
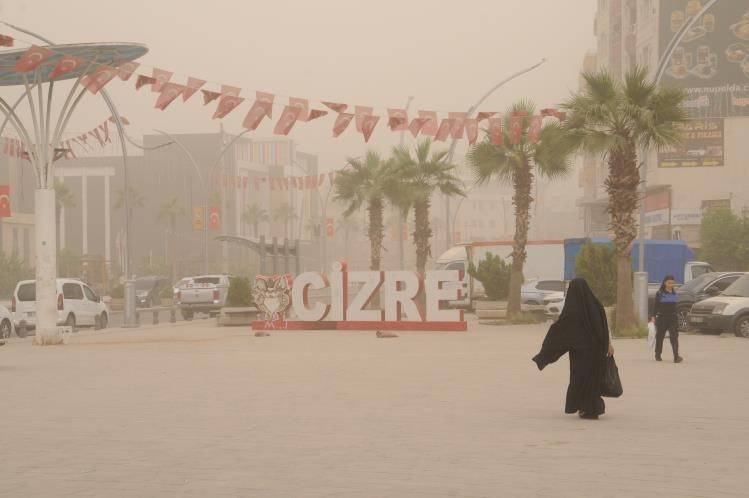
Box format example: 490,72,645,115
532,278,614,419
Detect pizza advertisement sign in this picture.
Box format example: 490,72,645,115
658,118,724,168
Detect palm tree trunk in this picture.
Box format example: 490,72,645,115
508,164,534,317
606,146,640,330
413,199,432,277
367,198,384,271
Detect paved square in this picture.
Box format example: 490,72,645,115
1,319,747,497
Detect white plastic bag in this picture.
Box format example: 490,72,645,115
647,321,657,350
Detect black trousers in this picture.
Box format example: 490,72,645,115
655,315,679,358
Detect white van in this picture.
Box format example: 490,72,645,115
12,278,109,331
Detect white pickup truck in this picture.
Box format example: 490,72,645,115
175,275,231,320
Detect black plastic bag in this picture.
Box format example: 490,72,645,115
601,356,623,398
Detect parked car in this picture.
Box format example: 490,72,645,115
672,272,745,331
688,274,749,337
175,275,230,320
521,279,565,307
134,276,170,308
12,278,108,334
0,304,14,339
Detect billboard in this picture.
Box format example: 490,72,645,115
657,118,724,167
659,1,749,117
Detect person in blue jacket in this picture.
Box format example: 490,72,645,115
652,275,683,363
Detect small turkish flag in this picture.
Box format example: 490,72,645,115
527,115,543,143
325,218,335,237
417,111,439,136
476,111,496,122
355,106,373,133
308,109,328,121
323,101,347,113
117,61,139,81
332,112,354,137
0,185,11,218
289,97,310,122
209,206,220,230
434,118,455,142
464,118,479,145
48,55,86,80
256,91,275,118
387,108,409,131
274,105,302,135
135,74,157,91
448,112,467,139
408,118,428,138
13,45,53,72
155,82,186,110
82,65,117,94
242,100,272,130
488,118,504,146
151,68,172,93
202,89,221,105
360,115,380,143
508,115,523,145
183,77,206,101
221,85,241,97
0,35,13,47
213,95,245,119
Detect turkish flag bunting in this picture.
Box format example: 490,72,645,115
242,101,272,130
0,185,11,218
332,112,354,137
476,111,496,121
408,118,428,138
89,128,105,147
108,115,131,125
417,111,439,136
256,92,275,118
434,118,455,142
289,97,310,122
213,96,245,119
464,118,479,145
155,82,187,110
82,65,117,94
360,115,380,143
508,115,524,145
221,84,241,97
202,89,221,105
527,115,543,143
48,55,86,80
488,118,504,146
98,120,112,144
308,109,328,121
323,101,347,113
354,106,373,133
387,108,409,131
13,45,53,72
448,112,467,139
183,77,206,101
273,105,302,135
151,68,172,93
117,61,139,81
0,35,13,47
135,74,157,90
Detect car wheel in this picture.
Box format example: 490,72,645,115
677,307,691,332
65,313,76,332
735,315,749,338
100,312,108,330
0,319,12,339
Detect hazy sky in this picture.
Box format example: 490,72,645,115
0,0,597,170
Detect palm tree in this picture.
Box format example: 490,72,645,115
560,67,686,329
242,203,269,237
466,100,574,316
157,196,185,280
333,151,395,271
114,185,146,219
272,202,297,240
391,139,465,277
53,181,75,248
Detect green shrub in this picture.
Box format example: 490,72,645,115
699,209,749,270
467,253,511,301
226,276,252,307
109,284,124,298
0,252,33,299
614,323,648,338
509,311,545,325
574,242,617,306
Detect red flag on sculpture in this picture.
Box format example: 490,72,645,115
256,91,275,118
527,115,543,143
326,218,335,238
0,185,11,218
221,84,241,97
308,109,328,121
289,97,310,122
209,206,220,230
13,45,53,72
0,35,13,47
48,55,86,80
332,112,354,137
434,118,455,142
488,118,504,146
273,105,302,135
476,111,496,122
155,82,187,110
448,112,467,139
183,77,206,101
464,118,479,145
508,114,524,145
213,96,245,119
82,65,117,94
117,61,139,81
360,115,380,143
417,111,438,136
242,100,272,130
354,106,373,133
151,68,172,93
387,108,409,131
323,101,347,113
135,74,157,90
202,89,221,105
408,118,428,138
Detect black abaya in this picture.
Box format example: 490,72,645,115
532,278,610,416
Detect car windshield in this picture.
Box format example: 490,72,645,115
721,275,749,297
679,273,715,293
17,283,36,301
194,277,220,285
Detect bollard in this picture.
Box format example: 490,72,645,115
17,320,27,338
170,307,176,323
153,309,159,325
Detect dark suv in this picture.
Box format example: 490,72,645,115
674,272,745,331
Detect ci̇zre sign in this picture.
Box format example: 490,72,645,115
251,262,467,331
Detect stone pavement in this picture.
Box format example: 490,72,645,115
1,319,747,497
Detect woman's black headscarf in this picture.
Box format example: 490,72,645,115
532,278,610,370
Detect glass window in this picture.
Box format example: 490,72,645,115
194,277,220,285
63,283,84,300
722,275,749,298
710,275,741,292
445,261,465,272
538,280,565,292
83,285,98,302
17,283,36,301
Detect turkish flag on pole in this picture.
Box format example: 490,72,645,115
256,91,275,118
508,115,523,145
527,115,543,143
135,74,157,91
354,106,373,133
387,108,409,131
417,111,439,136
0,185,11,218
202,89,221,105
464,118,479,145
476,111,496,122
209,206,220,230
434,118,455,142
0,35,14,47
212,96,245,119
273,105,302,135
322,101,347,113
13,45,53,72
325,218,335,238
488,118,504,146
82,65,117,94
448,112,467,139
155,82,187,110
308,109,328,121
117,61,139,81
242,100,272,130
289,97,310,122
332,112,354,137
151,68,172,93
48,55,86,80
360,115,380,143
183,77,206,101
408,118,428,138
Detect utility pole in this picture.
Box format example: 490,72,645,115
398,96,414,270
